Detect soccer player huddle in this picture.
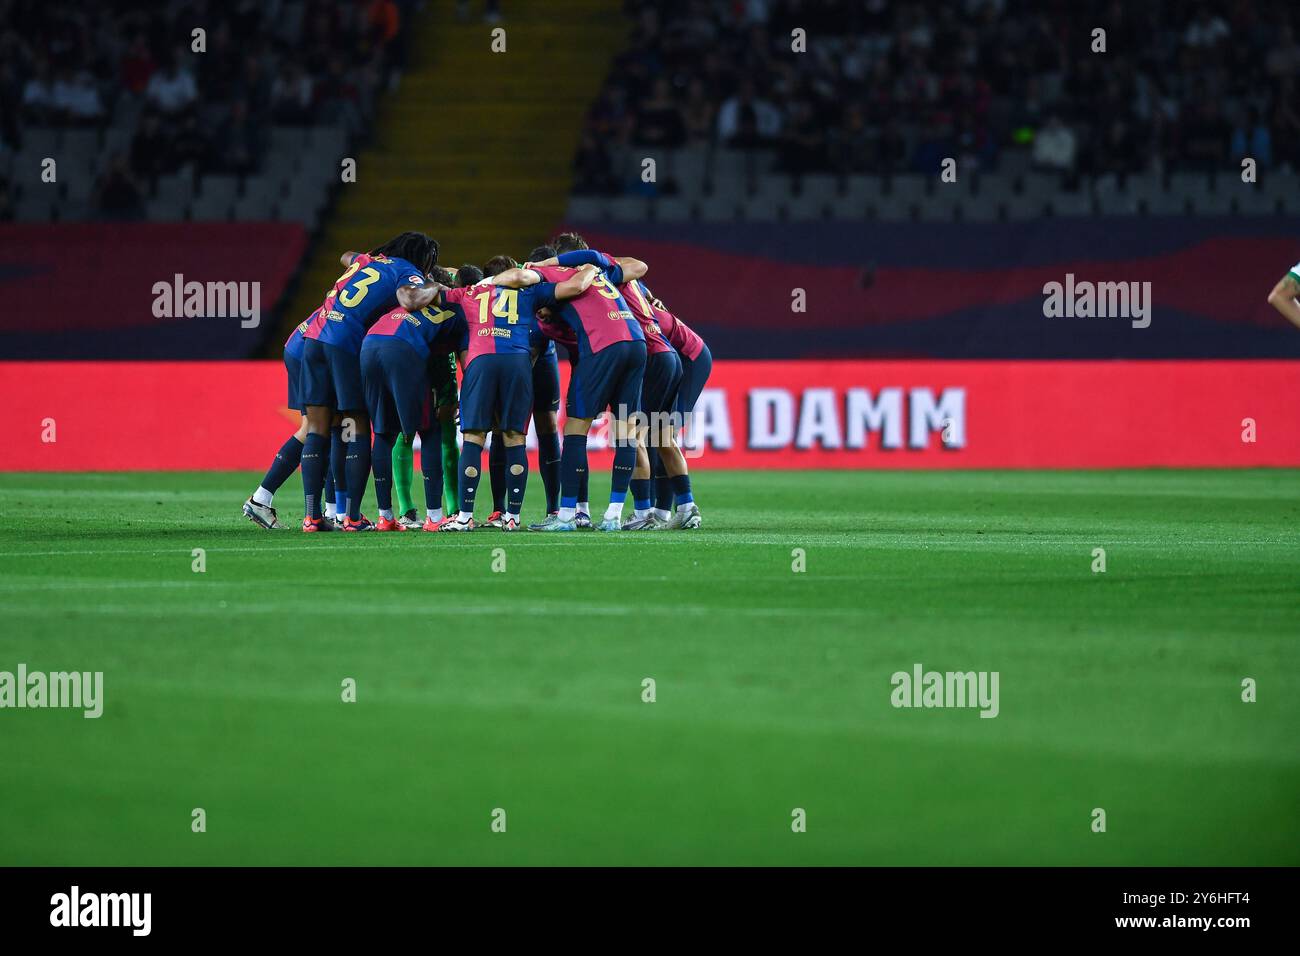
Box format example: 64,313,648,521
242,231,713,534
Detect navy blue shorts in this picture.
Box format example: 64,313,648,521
641,350,683,416
284,350,304,411
301,337,365,412
361,339,429,437
567,340,646,420
461,353,533,432
676,343,713,417
532,347,560,417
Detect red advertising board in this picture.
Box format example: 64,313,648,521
3,360,1297,471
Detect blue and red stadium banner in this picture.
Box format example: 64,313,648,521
5,359,1298,470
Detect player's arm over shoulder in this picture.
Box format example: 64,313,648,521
1266,268,1300,329
396,271,437,311
486,267,542,289
612,256,647,281
555,263,598,300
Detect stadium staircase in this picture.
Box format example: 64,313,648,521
280,0,626,334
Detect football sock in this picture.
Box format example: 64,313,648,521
418,425,443,513
653,455,673,512
345,420,372,521
604,500,623,521
654,508,671,521
441,423,459,514
610,440,636,502
505,444,529,518
392,433,414,516
672,474,694,506
300,432,329,520
458,439,484,516
257,435,303,502
577,460,590,512
330,426,347,516
371,431,395,514
488,434,507,513
537,430,561,512
559,434,587,520
630,477,652,515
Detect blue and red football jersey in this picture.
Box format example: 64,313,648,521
305,253,428,352
362,303,465,360
438,281,556,367
531,265,643,357
284,309,316,359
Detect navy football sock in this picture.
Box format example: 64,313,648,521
345,421,371,521
505,444,529,516
330,426,347,515
577,453,590,508
630,478,652,512
559,434,588,511
259,435,303,496
301,432,329,520
418,426,443,512
610,442,636,502
653,454,673,511
458,439,484,515
371,431,395,513
671,474,694,505
537,430,561,512
488,433,507,512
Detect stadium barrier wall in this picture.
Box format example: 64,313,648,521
570,220,1300,360
0,222,308,360
4,360,1298,471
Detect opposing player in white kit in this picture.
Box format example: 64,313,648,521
1266,260,1300,329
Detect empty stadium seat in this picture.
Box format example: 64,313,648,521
1142,191,1188,216
1004,194,1048,220
565,195,606,221
649,197,692,222
1234,189,1278,216
872,194,913,222
1169,171,1212,199
887,174,927,201
1189,191,1232,215
960,193,1003,222
696,195,740,221
666,146,708,188
608,196,649,221
1047,192,1093,217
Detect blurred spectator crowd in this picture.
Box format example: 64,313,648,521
0,0,414,220
574,0,1300,195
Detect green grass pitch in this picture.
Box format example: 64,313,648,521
0,469,1296,866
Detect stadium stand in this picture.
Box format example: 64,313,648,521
0,0,409,228
567,0,1300,222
